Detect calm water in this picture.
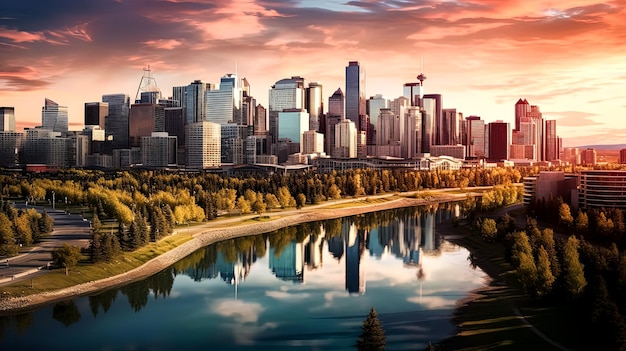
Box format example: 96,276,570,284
0,204,486,351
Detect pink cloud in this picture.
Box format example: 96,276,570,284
143,39,183,50
0,26,45,43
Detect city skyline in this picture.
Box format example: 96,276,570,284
1,1,625,147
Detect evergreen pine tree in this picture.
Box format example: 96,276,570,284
563,236,587,299
39,209,54,234
356,307,386,351
90,232,103,262
536,245,555,297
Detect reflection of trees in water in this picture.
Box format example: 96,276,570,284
0,312,34,339
121,282,149,313
47,202,468,320
52,300,81,327
119,269,176,312
324,218,342,239
14,313,32,334
89,289,118,317
467,252,478,270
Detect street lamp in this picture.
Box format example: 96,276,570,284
52,191,55,210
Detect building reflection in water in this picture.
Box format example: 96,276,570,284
344,221,366,295
178,204,462,297
269,241,305,283
304,228,325,271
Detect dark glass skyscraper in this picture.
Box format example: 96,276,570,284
84,102,108,129
345,61,365,131
103,93,130,151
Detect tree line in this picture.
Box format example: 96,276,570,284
0,167,525,266
474,208,626,349
0,201,53,256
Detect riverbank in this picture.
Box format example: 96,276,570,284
438,219,574,351
0,192,469,313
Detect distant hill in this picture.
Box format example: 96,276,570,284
575,144,626,150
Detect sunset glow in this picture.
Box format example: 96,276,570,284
1,0,625,146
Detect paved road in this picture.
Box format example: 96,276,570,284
0,205,90,286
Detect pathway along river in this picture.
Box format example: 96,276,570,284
0,203,486,351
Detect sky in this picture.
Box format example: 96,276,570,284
1,0,625,147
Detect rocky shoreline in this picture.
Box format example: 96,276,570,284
0,195,466,313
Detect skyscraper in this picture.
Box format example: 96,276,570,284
515,98,530,131
84,102,108,129
403,82,423,107
268,76,305,145
325,114,342,158
278,109,309,145
423,94,441,152
0,107,15,132
328,88,344,119
345,61,366,131
254,104,267,135
545,120,558,162
42,98,68,133
103,93,131,151
185,80,208,124
466,116,485,158
172,86,186,110
306,82,323,132
367,94,388,129
0,131,21,167
400,106,422,159
186,121,221,169
206,74,242,125
335,119,357,158
442,108,458,145
488,120,510,161
129,103,165,147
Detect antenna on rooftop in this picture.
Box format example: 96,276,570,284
417,56,426,86
135,65,160,103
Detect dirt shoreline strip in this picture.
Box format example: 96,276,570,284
0,195,464,313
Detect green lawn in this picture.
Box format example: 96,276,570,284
0,233,192,298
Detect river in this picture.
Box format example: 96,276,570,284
0,203,486,350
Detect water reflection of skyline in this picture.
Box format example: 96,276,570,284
178,204,461,296
0,203,481,351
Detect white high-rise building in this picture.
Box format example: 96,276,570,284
0,107,16,132
335,119,357,158
186,121,220,169
306,82,323,132
302,130,324,154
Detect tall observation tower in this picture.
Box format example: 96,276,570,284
135,66,161,103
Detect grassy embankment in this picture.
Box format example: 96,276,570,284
1,233,192,298
439,212,577,351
